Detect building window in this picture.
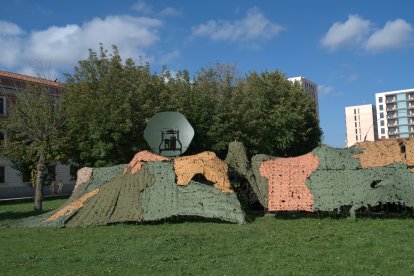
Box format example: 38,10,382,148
380,112,384,119
355,122,357,127
354,109,356,114
70,165,79,180
379,105,383,111
0,96,6,116
0,166,5,183
381,128,385,134
380,121,385,126
22,169,31,183
379,97,383,103
47,166,56,182
355,135,358,141
355,129,358,134
381,136,385,139
0,131,4,148
354,116,357,121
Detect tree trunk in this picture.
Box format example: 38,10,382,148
34,154,46,212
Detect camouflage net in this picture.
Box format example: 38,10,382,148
226,140,414,218
260,153,319,212
309,145,414,217
7,151,245,228
174,152,232,192
7,138,414,228
124,150,169,174
46,189,99,222
353,139,414,170
255,141,414,217
224,142,271,208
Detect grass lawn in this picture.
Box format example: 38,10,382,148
1,199,414,275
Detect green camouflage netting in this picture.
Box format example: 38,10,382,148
310,145,414,217
6,158,245,228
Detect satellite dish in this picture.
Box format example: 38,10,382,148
144,112,194,157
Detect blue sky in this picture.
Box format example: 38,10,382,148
1,0,414,148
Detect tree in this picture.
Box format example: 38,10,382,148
237,71,322,156
2,87,67,211
64,45,152,167
65,45,322,165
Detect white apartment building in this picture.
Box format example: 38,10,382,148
375,88,414,139
345,104,378,148
288,76,320,117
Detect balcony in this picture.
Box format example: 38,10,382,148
386,98,396,103
386,107,396,111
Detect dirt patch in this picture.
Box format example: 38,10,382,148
174,152,233,193
124,150,169,174
260,153,319,212
46,188,100,222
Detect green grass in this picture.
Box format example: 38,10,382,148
1,199,414,275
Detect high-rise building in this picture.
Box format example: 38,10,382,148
288,76,319,117
375,88,414,139
344,104,378,148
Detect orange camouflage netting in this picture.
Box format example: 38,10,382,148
353,139,414,171
45,188,100,222
124,150,169,174
174,152,233,193
260,152,319,212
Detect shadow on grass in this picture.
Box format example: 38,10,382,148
0,210,48,221
119,215,244,225
271,203,414,220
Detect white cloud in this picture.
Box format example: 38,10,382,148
321,15,414,53
347,74,358,82
0,16,162,72
159,7,181,17
18,66,60,81
131,1,153,14
318,85,335,95
192,7,283,44
159,50,181,65
0,20,24,36
321,15,371,51
0,20,25,67
364,19,413,52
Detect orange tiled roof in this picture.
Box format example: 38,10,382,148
0,70,63,88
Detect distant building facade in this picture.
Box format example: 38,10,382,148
0,70,75,199
288,76,320,118
345,104,378,148
375,88,414,139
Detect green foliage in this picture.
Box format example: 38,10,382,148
64,45,322,166
1,87,68,180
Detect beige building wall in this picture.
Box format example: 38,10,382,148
345,104,377,148
287,76,319,119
